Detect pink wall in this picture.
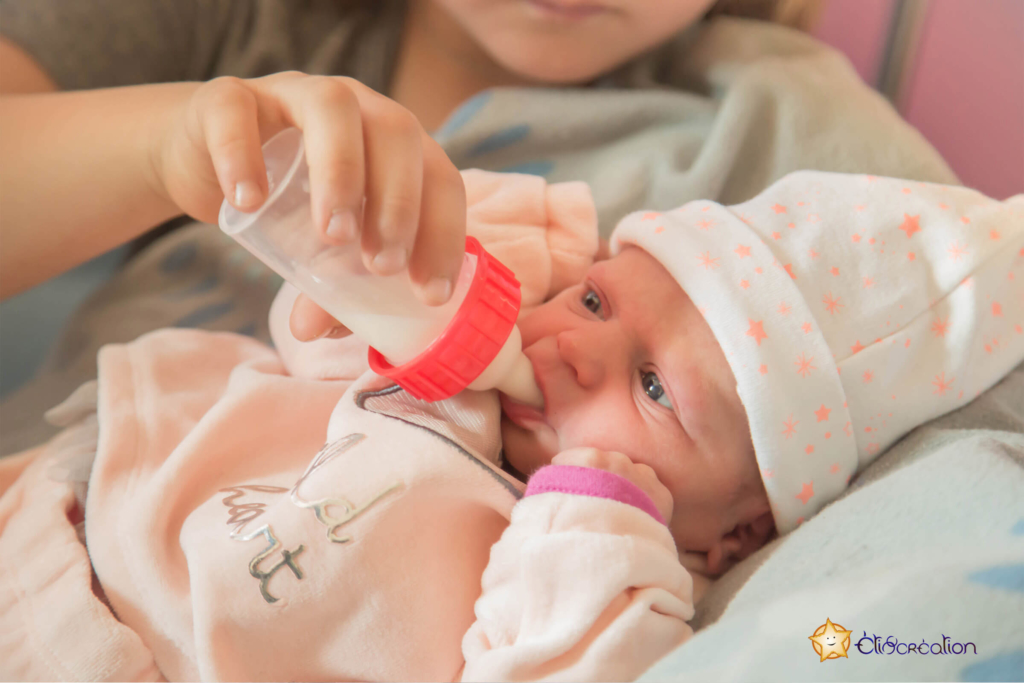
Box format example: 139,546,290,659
814,0,894,86
901,0,1024,200
814,0,1024,200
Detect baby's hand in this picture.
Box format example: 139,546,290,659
551,448,673,524
152,72,466,339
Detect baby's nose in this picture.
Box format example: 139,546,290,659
556,329,606,388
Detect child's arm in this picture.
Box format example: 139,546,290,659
461,449,694,682
0,74,194,298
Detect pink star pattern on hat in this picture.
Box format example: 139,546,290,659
795,483,814,504
899,214,921,238
747,320,768,345
610,171,1024,533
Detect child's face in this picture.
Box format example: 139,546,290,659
501,247,762,552
430,0,718,83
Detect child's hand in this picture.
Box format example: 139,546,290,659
551,448,674,524
153,72,467,338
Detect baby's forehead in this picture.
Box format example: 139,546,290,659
592,248,693,320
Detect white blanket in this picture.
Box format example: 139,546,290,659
642,360,1024,681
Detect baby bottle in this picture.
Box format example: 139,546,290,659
218,127,543,408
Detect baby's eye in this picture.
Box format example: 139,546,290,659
581,289,603,317
641,370,673,409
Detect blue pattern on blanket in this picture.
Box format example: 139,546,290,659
1011,518,1024,535
173,301,235,328
166,274,219,298
468,124,531,157
433,91,492,141
499,160,555,177
245,264,268,282
967,564,1024,593
236,322,258,338
159,241,198,273
959,650,1024,682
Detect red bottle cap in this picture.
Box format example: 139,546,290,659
367,236,521,401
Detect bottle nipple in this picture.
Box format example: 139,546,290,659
495,351,544,408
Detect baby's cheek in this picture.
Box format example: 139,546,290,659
555,410,638,456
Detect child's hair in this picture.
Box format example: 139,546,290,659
704,0,824,32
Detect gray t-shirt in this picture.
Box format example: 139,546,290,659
0,0,407,93
1,0,957,229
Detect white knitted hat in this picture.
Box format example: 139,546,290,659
611,171,1024,533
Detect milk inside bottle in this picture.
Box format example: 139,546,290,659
218,127,543,408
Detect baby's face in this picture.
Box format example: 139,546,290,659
430,0,717,83
501,247,760,551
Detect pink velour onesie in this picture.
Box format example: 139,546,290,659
0,170,694,682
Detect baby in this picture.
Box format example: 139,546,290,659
1,170,1022,682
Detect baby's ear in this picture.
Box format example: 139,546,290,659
706,511,776,575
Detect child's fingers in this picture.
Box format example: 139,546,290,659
407,137,467,306
194,77,268,212
260,74,367,246
359,97,425,277
289,293,352,341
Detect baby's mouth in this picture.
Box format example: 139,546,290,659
499,393,548,431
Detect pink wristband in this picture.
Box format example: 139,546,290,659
524,465,665,525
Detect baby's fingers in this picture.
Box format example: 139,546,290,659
193,77,267,212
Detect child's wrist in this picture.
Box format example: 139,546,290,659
140,81,204,215
525,464,666,525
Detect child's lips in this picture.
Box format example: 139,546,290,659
522,0,609,21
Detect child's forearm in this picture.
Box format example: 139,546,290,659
0,82,196,298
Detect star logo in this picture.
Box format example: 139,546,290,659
734,244,752,258
809,619,853,662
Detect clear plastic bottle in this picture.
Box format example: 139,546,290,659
218,127,543,408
